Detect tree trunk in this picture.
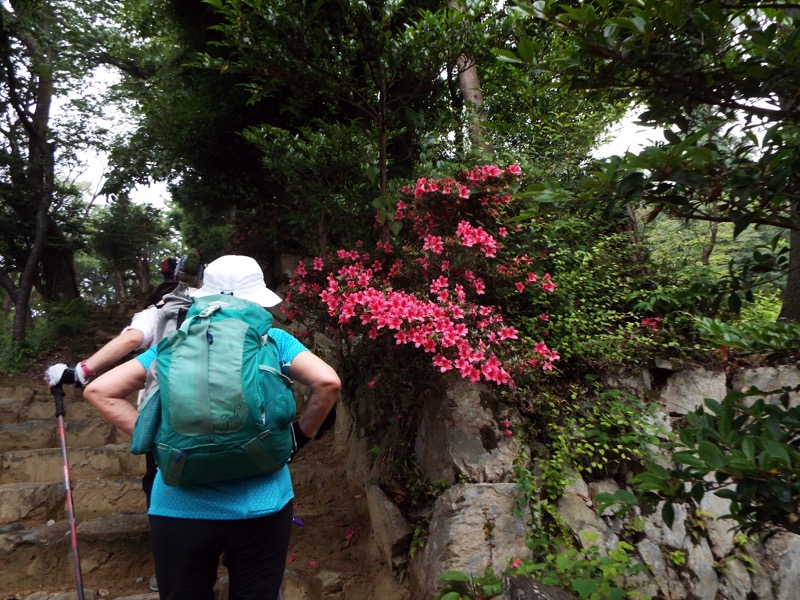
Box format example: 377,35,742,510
379,77,392,244
447,0,493,156
137,253,151,298
112,267,125,304
778,204,800,323
777,8,799,323
454,54,493,155
38,222,79,301
701,222,718,266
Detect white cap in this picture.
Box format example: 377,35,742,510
192,255,282,307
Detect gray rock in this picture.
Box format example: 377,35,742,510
687,537,719,599
660,369,727,415
699,486,737,559
366,483,411,566
636,538,670,596
764,532,800,600
415,379,518,484
717,557,754,600
502,576,577,599
733,366,800,408
557,476,618,552
410,483,529,598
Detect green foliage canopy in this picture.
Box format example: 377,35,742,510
507,0,800,321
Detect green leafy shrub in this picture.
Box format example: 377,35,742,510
536,388,663,500
738,290,782,324
0,316,40,373
435,532,646,600
517,533,646,600
42,299,94,338
695,316,800,361
436,568,502,600
532,232,683,374
598,386,800,535
0,299,92,374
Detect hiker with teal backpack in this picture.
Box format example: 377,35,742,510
83,255,341,600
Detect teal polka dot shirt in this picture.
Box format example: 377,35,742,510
136,328,307,519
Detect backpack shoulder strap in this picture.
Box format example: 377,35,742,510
154,283,193,342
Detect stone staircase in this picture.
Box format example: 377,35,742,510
1,305,157,599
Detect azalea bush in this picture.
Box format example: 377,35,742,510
285,164,559,387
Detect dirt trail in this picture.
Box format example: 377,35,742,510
281,428,413,599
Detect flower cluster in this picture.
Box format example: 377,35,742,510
284,164,558,386
641,317,663,333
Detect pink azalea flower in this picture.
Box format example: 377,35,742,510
484,165,503,177
499,326,518,340
423,234,444,254
433,355,453,372
641,317,663,332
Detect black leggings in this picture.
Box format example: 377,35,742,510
148,501,293,600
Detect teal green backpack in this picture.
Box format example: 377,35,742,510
134,293,296,487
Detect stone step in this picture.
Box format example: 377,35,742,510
0,386,74,424
0,418,120,452
0,385,97,426
0,512,153,595
19,397,99,423
0,384,41,404
0,476,147,527
1,443,145,483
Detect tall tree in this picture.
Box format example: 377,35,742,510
0,0,92,341
203,0,461,236
88,195,168,303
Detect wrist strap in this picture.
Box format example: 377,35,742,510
79,361,95,379
293,421,312,448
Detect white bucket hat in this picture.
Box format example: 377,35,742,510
192,255,282,307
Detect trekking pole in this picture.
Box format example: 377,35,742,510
52,384,86,600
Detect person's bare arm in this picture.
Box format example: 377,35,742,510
83,359,146,435
288,351,341,438
82,329,145,375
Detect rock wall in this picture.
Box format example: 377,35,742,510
337,364,800,599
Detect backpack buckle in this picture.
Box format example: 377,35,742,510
198,305,221,318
